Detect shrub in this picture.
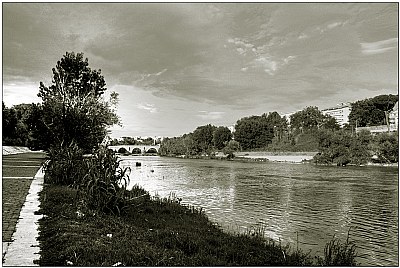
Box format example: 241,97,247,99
372,132,398,163
223,140,241,159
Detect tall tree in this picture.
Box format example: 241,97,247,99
348,94,398,127
265,111,288,141
212,126,232,150
192,124,217,154
234,116,274,150
37,52,119,152
290,106,325,133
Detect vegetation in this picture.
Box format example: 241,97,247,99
348,94,398,128
316,234,358,266
159,125,232,157
314,129,398,165
36,52,119,153
37,182,358,266
2,102,45,148
222,140,241,159
212,126,232,150
234,115,275,150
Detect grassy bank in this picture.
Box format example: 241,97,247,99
36,183,358,266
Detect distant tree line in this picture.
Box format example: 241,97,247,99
159,94,398,164
3,102,45,149
159,124,239,158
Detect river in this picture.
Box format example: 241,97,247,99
120,156,398,266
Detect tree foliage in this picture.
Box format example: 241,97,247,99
2,102,44,148
192,124,217,154
314,128,398,165
37,52,119,152
234,115,274,150
213,126,232,150
222,140,241,159
290,106,339,134
371,132,399,163
348,94,398,127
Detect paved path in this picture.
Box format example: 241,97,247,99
2,152,46,265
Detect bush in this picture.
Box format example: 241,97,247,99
223,140,241,159
372,132,398,163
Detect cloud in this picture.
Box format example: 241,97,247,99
137,103,158,113
197,111,225,120
3,3,398,135
360,38,398,55
246,55,296,75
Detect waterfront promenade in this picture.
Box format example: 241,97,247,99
2,151,46,265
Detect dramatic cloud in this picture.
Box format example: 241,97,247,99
3,3,398,137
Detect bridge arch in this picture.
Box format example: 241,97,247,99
109,144,160,154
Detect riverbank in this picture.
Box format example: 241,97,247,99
37,184,324,266
235,151,317,163
163,151,398,167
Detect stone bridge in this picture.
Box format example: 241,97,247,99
108,144,160,154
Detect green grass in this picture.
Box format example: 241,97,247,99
37,184,322,266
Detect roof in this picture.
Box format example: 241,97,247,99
321,102,351,112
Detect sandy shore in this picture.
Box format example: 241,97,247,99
235,151,317,163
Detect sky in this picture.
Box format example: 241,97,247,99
2,3,398,138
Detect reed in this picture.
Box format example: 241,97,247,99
316,231,358,266
80,146,132,215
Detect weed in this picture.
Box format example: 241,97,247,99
80,146,132,215
316,230,358,266
43,141,86,185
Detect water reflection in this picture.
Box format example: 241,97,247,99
120,156,398,266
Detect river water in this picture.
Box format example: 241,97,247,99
120,156,398,266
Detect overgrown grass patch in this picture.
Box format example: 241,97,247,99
37,184,334,266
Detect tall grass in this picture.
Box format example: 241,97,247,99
44,143,139,215
316,232,358,266
43,141,86,185
80,146,133,215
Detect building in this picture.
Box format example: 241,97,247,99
389,101,398,130
321,102,351,127
280,111,296,125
